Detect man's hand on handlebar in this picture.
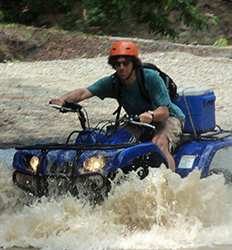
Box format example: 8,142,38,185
120,114,156,131
139,111,154,124
49,99,82,113
49,98,65,106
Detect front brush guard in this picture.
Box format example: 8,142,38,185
13,171,111,203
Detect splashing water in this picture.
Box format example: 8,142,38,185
1,152,232,250
0,151,26,215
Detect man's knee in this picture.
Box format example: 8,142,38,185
152,134,169,151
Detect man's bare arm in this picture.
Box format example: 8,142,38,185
49,88,93,106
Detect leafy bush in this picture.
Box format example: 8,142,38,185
0,0,209,37
213,37,229,47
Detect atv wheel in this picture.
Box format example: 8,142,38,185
13,171,48,197
118,151,168,180
70,173,111,205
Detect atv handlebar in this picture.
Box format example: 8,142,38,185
50,102,156,131
120,115,156,131
50,102,86,130
49,102,82,113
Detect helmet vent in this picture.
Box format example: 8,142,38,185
109,41,139,57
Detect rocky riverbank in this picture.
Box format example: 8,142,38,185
0,45,232,147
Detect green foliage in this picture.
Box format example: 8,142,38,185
213,37,229,47
80,0,130,30
80,0,209,37
0,0,75,24
209,15,220,26
0,10,4,21
0,0,209,38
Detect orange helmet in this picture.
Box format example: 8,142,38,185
109,41,139,58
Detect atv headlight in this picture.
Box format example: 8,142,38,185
29,156,40,173
83,155,106,172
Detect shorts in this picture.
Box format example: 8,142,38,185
158,117,183,150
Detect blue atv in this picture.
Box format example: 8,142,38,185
12,89,232,202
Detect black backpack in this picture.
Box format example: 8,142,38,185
113,62,178,105
139,63,178,102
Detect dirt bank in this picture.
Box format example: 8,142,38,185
1,26,232,63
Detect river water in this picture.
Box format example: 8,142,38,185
1,51,232,250
1,148,232,250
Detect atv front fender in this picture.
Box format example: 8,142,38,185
106,142,167,173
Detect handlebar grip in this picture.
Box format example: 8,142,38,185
126,115,156,130
63,102,82,111
132,115,140,122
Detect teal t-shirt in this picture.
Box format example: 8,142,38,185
87,69,185,120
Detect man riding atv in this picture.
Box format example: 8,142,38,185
49,40,185,171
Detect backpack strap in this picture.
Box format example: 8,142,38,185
113,104,122,129
111,73,123,129
136,67,152,104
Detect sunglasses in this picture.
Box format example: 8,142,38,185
112,60,131,68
